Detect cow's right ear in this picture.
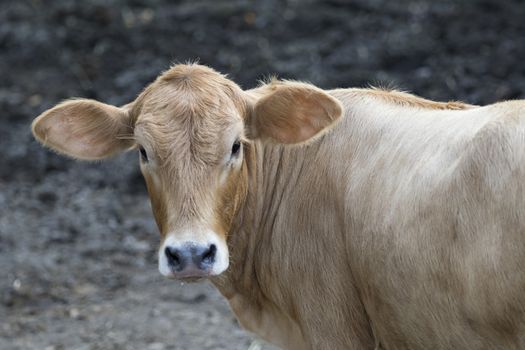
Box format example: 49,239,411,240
247,82,343,144
31,99,134,160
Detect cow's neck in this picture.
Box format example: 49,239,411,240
211,133,374,348
216,139,313,283
210,140,315,347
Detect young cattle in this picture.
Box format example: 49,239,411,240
32,64,525,349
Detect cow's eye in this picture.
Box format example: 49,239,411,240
139,146,148,162
231,140,241,156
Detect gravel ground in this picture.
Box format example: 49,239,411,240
1,0,524,349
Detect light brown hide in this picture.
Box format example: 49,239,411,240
250,81,343,144
31,99,134,160
31,64,525,349
130,66,249,239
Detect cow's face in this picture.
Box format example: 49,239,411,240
132,66,248,280
31,64,342,280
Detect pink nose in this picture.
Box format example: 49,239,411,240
164,243,216,275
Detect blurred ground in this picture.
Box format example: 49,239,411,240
1,0,524,349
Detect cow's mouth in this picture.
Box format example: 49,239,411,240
164,267,213,282
178,276,206,283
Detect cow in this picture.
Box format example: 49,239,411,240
31,63,525,349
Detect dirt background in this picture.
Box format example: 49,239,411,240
1,0,524,349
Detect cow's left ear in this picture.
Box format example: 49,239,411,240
248,82,343,144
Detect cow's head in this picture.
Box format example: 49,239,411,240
32,64,342,280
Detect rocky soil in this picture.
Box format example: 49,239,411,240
1,0,524,349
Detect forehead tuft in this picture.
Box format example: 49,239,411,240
132,64,246,124
160,64,223,84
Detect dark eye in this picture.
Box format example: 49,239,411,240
231,140,241,156
139,146,148,162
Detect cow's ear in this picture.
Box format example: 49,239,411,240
31,99,134,160
249,82,343,144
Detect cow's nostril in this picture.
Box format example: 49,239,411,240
202,244,217,264
165,246,182,268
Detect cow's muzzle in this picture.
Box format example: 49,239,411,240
164,242,216,278
159,231,229,279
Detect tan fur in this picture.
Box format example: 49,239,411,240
363,87,475,110
131,65,248,241
31,99,134,160
250,80,343,143
32,64,525,349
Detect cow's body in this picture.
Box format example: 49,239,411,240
32,65,525,349
217,90,525,349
